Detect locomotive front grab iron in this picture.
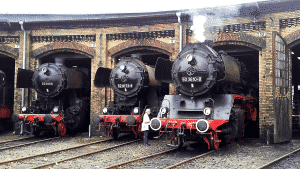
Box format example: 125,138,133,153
93,55,163,139
151,43,258,150
11,57,90,137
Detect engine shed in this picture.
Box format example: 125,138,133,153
1,0,300,143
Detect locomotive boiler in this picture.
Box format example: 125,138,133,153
11,57,90,137
0,70,12,131
150,43,258,150
94,55,163,139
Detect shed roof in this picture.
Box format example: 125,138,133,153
0,0,299,31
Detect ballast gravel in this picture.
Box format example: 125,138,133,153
176,133,300,169
1,131,300,169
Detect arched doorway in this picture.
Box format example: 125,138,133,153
0,54,15,131
33,51,91,133
290,42,300,131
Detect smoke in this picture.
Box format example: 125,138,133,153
185,2,260,42
191,15,207,42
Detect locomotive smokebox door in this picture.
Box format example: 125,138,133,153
171,43,218,96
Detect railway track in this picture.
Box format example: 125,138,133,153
104,145,214,169
1,136,140,169
0,136,60,151
256,146,300,169
164,150,216,169
29,139,140,169
103,147,178,169
0,136,32,144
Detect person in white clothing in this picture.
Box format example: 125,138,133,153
142,108,151,146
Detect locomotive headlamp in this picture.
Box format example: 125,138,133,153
41,67,48,73
53,106,59,113
186,54,193,62
103,107,108,114
30,107,35,114
186,54,197,65
120,65,126,71
203,107,212,116
120,65,129,74
22,106,27,112
133,107,139,114
160,107,168,114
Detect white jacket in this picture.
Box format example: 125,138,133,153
141,113,150,131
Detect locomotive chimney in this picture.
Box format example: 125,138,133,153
55,57,65,66
131,54,142,60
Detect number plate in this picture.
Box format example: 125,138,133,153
182,77,202,82
118,84,133,88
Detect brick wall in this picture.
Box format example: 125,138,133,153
2,9,300,139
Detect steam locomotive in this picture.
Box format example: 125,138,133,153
150,43,258,150
93,55,164,139
0,70,12,131
11,57,90,137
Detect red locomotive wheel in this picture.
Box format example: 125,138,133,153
210,132,220,150
58,123,67,137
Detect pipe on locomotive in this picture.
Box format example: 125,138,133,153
176,12,182,52
19,21,26,107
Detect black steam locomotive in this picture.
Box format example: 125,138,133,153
94,55,164,139
150,43,258,150
0,70,12,131
11,57,90,137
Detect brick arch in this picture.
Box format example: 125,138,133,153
30,42,95,59
213,33,265,50
285,30,300,48
0,44,19,59
107,39,174,57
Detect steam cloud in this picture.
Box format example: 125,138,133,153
185,2,260,42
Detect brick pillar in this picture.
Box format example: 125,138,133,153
259,14,282,143
90,33,105,136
